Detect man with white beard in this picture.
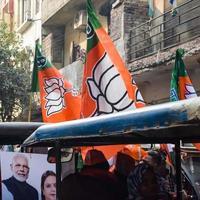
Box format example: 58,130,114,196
2,153,38,200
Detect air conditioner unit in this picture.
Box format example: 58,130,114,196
25,11,31,21
74,10,87,30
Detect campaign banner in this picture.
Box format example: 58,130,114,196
0,152,55,200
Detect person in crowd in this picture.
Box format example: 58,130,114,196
143,150,176,195
127,162,171,200
61,149,123,200
41,170,56,200
112,151,136,199
2,153,38,200
143,150,190,200
111,145,148,199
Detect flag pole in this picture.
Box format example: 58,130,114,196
28,92,32,122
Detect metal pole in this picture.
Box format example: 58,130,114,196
175,140,182,200
55,141,62,200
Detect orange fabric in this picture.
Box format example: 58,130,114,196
81,42,104,117
81,28,145,117
179,77,200,150
38,67,81,122
179,76,193,100
160,144,173,164
81,145,125,161
81,144,148,163
81,22,145,158
193,143,200,150
122,144,148,161
95,28,135,101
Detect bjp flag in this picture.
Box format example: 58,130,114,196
170,48,199,150
170,48,197,101
81,0,145,118
80,0,145,160
31,43,81,122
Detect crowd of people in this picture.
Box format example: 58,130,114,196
0,148,191,200
60,147,181,200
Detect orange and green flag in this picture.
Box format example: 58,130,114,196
170,48,199,150
31,43,81,122
170,48,197,101
80,0,145,160
81,0,145,118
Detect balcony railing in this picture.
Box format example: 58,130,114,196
128,0,200,63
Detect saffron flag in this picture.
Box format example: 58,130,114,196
32,43,81,122
80,0,145,160
170,48,199,150
81,0,145,118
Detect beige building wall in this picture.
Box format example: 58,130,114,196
16,0,42,50
42,0,70,23
64,13,108,65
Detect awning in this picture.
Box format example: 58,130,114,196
23,97,200,147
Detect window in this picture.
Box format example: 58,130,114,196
22,0,31,23
35,0,40,14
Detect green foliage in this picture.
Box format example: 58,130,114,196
0,22,31,122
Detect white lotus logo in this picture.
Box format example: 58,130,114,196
44,78,72,116
132,79,145,104
185,84,197,99
87,52,135,116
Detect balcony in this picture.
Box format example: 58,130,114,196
42,0,108,26
128,0,200,63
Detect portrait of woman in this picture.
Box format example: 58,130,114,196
41,170,56,200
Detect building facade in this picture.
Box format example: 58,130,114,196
30,0,200,105
124,0,200,104
1,0,42,56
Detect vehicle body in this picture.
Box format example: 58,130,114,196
18,97,200,199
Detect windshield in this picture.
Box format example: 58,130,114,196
182,155,200,196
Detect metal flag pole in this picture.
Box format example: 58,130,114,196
175,140,182,200
55,141,62,200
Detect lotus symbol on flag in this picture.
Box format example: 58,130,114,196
44,78,71,116
37,56,47,69
86,21,95,40
185,84,197,99
87,52,134,116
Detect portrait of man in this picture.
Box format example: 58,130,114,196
2,153,39,200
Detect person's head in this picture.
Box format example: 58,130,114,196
143,150,167,177
127,163,159,200
84,149,109,170
10,154,29,182
41,170,56,200
122,145,148,164
115,152,135,177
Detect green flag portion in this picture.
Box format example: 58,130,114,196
31,43,51,92
87,0,102,29
170,48,197,101
86,0,101,53
148,0,154,18
31,43,40,92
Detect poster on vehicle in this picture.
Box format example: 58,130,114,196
0,152,55,200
